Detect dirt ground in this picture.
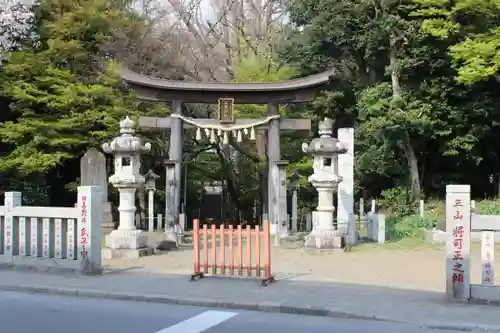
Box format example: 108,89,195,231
102,231,500,293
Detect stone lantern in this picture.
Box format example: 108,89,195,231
301,118,347,249
101,116,153,259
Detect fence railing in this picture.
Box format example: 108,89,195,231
0,186,102,273
446,185,500,303
190,219,274,286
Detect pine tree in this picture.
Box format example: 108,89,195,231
0,0,137,173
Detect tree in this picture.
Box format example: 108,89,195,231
283,0,500,204
0,0,141,174
415,0,500,85
0,0,35,64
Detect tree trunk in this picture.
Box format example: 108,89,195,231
389,33,402,99
390,32,421,200
256,129,267,224
403,132,421,200
497,173,500,198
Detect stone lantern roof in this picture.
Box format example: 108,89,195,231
102,116,151,154
302,118,347,155
145,169,160,181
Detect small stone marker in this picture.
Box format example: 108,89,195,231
481,231,495,286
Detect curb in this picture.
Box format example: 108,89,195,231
0,284,498,331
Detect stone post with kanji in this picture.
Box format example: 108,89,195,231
101,116,154,259
289,170,300,233
77,186,102,274
445,184,471,300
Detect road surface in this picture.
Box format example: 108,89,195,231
0,291,490,333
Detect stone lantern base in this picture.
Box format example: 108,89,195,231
304,229,344,249
101,229,154,260
270,223,289,239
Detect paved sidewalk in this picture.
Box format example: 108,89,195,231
0,268,499,331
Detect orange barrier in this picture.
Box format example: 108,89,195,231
190,219,275,286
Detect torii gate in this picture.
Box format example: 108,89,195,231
119,67,335,238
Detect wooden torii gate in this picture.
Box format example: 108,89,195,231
119,67,335,237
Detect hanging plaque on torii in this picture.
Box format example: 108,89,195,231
118,66,336,238
218,98,234,124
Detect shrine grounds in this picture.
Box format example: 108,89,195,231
95,196,500,296
102,231,500,293
101,195,500,294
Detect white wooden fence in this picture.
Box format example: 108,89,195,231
446,185,500,302
0,186,102,273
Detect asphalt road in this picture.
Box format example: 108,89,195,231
0,291,490,333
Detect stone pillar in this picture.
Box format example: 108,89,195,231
164,160,177,242
3,191,22,262
316,186,335,229
359,198,364,218
117,187,137,231
367,212,385,244
376,214,386,244
170,101,183,221
346,214,357,245
178,213,186,232
337,128,354,234
445,184,471,301
291,189,298,233
79,148,113,230
267,103,280,227
157,214,163,230
148,189,154,232
270,164,278,238
271,161,289,242
305,213,312,231
77,186,102,274
145,169,159,232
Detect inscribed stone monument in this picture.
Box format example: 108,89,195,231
445,184,471,301
337,128,354,234
80,148,114,229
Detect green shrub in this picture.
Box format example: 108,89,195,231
425,199,445,220
434,217,446,231
378,185,416,217
476,199,500,215
386,215,434,241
